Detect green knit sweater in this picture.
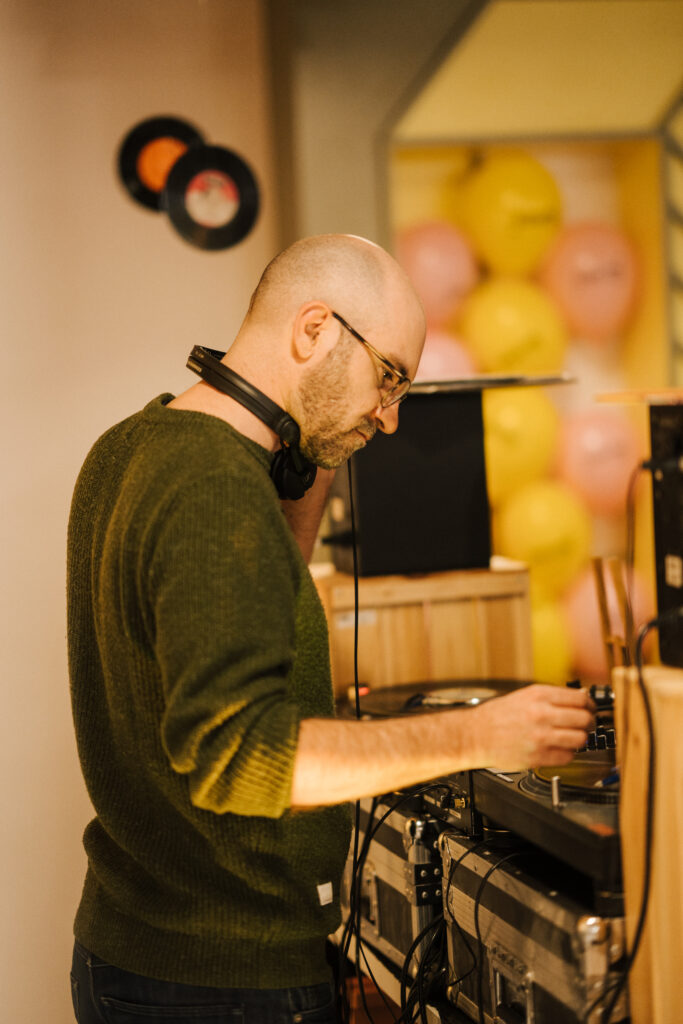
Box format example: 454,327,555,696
67,395,351,988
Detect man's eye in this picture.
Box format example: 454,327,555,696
380,369,394,387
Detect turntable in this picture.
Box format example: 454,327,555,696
465,755,622,916
340,680,627,1023
348,680,623,915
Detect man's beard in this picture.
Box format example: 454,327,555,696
296,339,376,469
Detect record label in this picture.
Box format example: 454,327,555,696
162,144,259,251
118,116,204,211
185,170,239,228
137,137,190,194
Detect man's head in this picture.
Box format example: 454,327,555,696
240,234,426,468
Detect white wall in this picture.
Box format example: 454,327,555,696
0,2,276,1020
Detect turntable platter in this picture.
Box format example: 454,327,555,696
533,750,616,791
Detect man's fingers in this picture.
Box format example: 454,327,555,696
549,728,592,750
544,685,596,711
532,747,576,768
550,707,595,731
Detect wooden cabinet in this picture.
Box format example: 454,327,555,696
313,557,533,701
612,664,683,1024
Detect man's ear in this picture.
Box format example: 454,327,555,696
292,303,338,362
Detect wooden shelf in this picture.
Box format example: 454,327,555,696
314,560,533,700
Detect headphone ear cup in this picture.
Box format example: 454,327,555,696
271,448,317,500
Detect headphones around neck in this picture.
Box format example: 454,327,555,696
186,346,317,500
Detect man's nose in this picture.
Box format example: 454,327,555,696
374,401,400,435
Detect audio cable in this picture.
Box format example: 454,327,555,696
589,606,683,1024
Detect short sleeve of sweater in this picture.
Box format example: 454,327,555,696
146,464,301,820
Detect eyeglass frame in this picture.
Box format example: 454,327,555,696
331,310,411,408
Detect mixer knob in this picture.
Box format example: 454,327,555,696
596,733,607,751
587,732,597,751
606,729,616,749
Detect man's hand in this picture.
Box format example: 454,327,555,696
470,683,596,771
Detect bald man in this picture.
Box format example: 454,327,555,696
67,234,593,1024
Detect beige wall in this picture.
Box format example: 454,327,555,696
0,2,276,1021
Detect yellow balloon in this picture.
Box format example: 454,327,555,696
459,278,567,374
494,479,592,597
483,388,560,506
531,599,573,685
461,150,562,274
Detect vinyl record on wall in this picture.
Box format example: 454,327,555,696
161,144,260,251
118,116,205,211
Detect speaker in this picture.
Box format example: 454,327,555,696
326,386,491,576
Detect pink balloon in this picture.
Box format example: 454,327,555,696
556,408,642,517
396,222,479,328
415,329,477,381
539,222,639,341
564,566,653,681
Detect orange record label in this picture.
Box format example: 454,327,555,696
136,137,189,193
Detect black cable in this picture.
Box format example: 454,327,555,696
345,783,456,1024
348,459,361,721
339,460,482,1023
442,839,486,1003
337,459,365,1024
623,461,644,659
357,939,406,1023
338,797,378,1021
417,915,448,1024
400,835,485,1022
429,919,450,1020
355,918,377,1024
364,782,451,845
584,454,679,1023
408,921,441,1024
350,782,450,1007
471,851,526,1024
338,783,448,1020
582,975,626,1023
339,470,449,1023
399,914,445,1020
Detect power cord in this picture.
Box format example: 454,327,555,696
441,839,487,1008
339,781,458,1023
339,458,457,1024
471,850,530,1024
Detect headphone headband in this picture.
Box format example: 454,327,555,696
185,346,316,499
187,346,300,446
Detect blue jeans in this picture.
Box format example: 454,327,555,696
70,942,338,1024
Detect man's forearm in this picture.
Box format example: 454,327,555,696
289,684,595,808
291,709,480,807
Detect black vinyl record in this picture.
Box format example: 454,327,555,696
117,116,205,211
162,144,260,251
343,679,525,719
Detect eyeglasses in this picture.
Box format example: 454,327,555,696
331,311,411,408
